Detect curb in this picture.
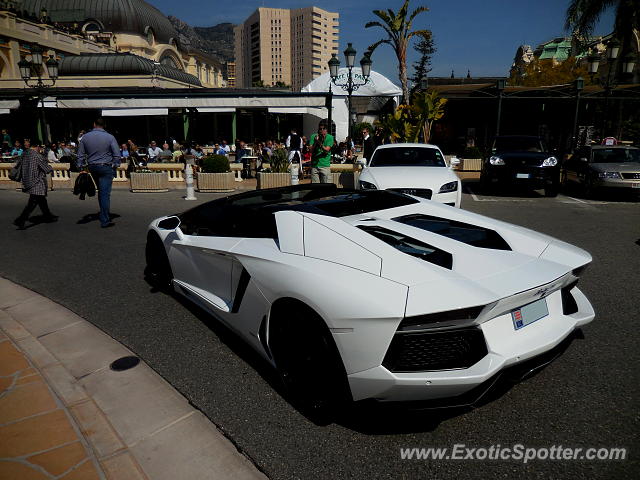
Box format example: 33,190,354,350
0,276,267,480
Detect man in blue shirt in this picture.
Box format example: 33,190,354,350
77,118,121,228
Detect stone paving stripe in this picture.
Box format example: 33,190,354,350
100,451,148,480
26,441,88,477
0,409,78,457
38,322,132,379
68,400,126,459
0,310,31,341
16,336,58,370
0,340,30,376
130,411,267,480
0,379,58,424
7,295,84,338
79,363,193,447
41,363,90,406
0,278,39,310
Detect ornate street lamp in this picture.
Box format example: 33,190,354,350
622,53,636,75
17,45,59,143
327,43,372,141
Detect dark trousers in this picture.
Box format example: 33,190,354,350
17,194,52,222
89,164,115,227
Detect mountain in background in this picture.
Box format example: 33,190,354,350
168,16,234,64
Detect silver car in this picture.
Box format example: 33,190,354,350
562,145,640,198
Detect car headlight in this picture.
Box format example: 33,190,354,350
489,156,505,166
359,180,377,190
597,171,621,179
438,181,458,193
541,156,558,167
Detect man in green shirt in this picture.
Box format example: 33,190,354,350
309,121,334,183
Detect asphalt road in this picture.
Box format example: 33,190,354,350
1,183,638,479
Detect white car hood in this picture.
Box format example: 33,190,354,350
360,166,458,190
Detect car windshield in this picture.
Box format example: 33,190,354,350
369,147,446,167
493,137,544,153
591,148,640,163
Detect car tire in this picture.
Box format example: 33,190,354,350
544,180,559,197
479,172,491,193
144,232,173,292
269,305,351,423
583,175,597,199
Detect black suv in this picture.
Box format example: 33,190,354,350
480,136,560,197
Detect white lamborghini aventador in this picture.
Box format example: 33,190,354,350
145,184,594,417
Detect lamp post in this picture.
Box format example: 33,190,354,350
571,77,584,151
18,45,59,143
586,38,637,138
495,79,506,136
328,43,372,141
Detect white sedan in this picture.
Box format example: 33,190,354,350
145,184,594,420
358,143,462,207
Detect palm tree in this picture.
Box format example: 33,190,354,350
366,0,431,104
565,0,639,55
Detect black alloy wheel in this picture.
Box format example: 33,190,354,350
269,307,351,423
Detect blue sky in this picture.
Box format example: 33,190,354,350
154,0,615,84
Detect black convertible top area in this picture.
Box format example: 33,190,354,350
177,184,419,238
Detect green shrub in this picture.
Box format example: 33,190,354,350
462,146,483,158
201,155,230,173
269,148,290,173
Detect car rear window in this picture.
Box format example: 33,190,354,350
369,147,446,167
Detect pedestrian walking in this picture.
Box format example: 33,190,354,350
362,127,375,162
309,121,334,183
13,139,58,229
76,118,121,228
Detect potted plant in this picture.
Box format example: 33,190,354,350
130,166,169,192
257,148,291,189
196,155,234,192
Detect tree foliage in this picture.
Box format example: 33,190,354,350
410,31,436,91
565,0,639,56
366,0,431,104
509,58,591,87
380,90,447,143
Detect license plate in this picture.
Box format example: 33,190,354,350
516,173,530,179
512,298,549,330
632,183,640,189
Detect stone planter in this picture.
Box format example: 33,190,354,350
257,172,291,189
459,158,482,171
130,172,169,192
196,172,235,192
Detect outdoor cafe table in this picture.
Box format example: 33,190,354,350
242,156,258,178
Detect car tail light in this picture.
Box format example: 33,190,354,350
398,305,485,331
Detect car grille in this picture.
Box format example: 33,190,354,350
389,188,432,200
382,327,488,372
504,158,544,167
620,172,640,180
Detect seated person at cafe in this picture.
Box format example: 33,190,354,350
120,143,130,160
159,142,173,162
172,144,183,163
11,140,23,157
147,141,162,161
215,143,226,156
